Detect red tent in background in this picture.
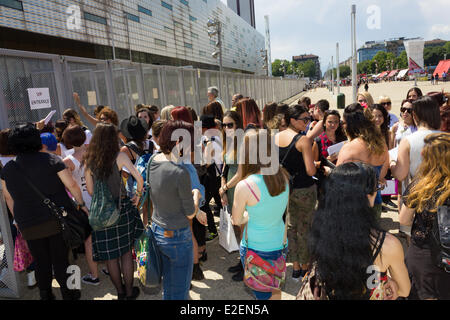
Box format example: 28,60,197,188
434,59,450,78
387,69,399,78
377,71,389,79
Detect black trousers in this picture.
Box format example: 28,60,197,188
26,232,70,293
200,167,222,234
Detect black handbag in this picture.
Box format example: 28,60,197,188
13,161,92,249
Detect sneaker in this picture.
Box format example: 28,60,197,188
101,268,110,277
82,273,100,286
384,199,398,209
228,262,243,273
27,271,37,288
206,232,218,242
382,205,389,212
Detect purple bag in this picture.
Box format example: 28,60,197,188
13,233,33,272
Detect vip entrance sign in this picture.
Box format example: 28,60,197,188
27,88,51,110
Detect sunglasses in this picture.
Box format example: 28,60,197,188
222,122,235,129
358,99,367,104
297,116,312,123
381,102,391,106
400,107,412,114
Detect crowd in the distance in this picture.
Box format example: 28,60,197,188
0,84,449,301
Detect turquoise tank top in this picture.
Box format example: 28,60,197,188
241,174,289,252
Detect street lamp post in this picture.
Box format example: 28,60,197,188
207,18,223,94
351,4,357,103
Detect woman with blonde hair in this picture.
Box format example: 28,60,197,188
160,105,175,121
378,95,398,128
400,132,450,299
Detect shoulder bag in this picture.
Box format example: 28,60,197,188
242,179,288,292
12,161,91,249
135,154,162,293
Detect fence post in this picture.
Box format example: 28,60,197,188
0,185,21,299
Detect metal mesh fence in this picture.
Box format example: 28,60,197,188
0,186,21,299
0,47,307,131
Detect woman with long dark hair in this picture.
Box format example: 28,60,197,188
337,105,389,219
306,162,410,300
370,104,390,148
275,104,317,280
219,110,245,280
400,132,450,299
84,123,144,300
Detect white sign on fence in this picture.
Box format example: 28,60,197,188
27,88,51,110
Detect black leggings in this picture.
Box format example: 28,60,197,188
201,169,222,234
192,218,206,247
26,232,70,292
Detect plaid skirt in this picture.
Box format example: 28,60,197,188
92,197,145,262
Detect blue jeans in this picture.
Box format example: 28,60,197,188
240,245,284,300
151,223,193,300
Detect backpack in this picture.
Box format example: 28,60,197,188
89,178,121,231
430,203,450,272
125,141,155,194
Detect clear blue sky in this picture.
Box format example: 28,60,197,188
222,0,450,75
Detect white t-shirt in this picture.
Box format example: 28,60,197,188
84,129,92,145
60,143,74,159
65,154,92,209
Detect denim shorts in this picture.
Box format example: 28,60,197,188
239,245,284,300
151,223,193,300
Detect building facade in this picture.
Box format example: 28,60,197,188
292,54,321,80
227,0,255,28
358,37,447,62
0,0,266,74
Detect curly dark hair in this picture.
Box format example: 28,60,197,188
84,123,119,180
308,162,383,299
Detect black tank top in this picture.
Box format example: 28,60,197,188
278,133,314,189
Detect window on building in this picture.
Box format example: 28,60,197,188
189,15,197,22
0,0,23,10
210,40,215,45
125,12,140,23
155,39,167,47
199,51,206,57
161,1,173,10
184,42,193,49
164,26,174,33
84,12,107,25
180,0,188,6
174,20,182,28
191,32,199,39
138,5,152,16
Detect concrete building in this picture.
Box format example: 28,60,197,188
292,54,321,80
227,0,255,28
0,0,265,74
358,37,448,62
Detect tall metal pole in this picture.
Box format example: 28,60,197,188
218,21,223,96
264,15,272,77
351,5,357,103
331,56,335,95
107,12,116,60
336,42,340,94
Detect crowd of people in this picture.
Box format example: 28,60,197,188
0,83,449,301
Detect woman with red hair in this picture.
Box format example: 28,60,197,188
171,106,194,124
235,98,262,131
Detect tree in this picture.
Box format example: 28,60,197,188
395,51,408,69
